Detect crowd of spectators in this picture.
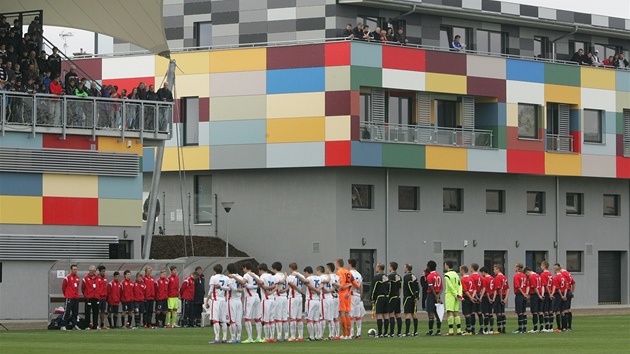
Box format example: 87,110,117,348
342,23,408,45
570,48,628,69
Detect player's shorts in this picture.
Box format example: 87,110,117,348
403,296,417,314
167,297,178,310
563,290,572,311
98,299,107,311
243,295,262,320
322,298,335,321
542,294,552,312
426,293,437,314
262,298,277,323
133,301,145,313
228,297,243,325
472,297,481,313
514,294,525,313
332,297,340,319
375,295,389,314
481,297,493,314
210,299,229,323
305,299,321,321
155,300,167,311
388,297,401,314
289,297,303,320
121,302,133,312
461,297,473,316
275,296,288,321
529,295,540,313
552,294,563,312
107,304,119,314
350,295,365,318
444,294,459,313
493,298,505,314
338,292,351,313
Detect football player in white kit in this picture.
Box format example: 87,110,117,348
206,264,231,344
241,262,263,343
286,262,305,341
326,263,342,339
348,258,365,338
295,266,323,341
226,263,245,344
271,262,289,341
320,264,337,340
249,263,278,342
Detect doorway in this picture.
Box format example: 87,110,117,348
484,250,507,275
350,249,376,309
598,251,622,304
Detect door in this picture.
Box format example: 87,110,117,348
350,249,375,309
484,250,506,276
598,251,621,304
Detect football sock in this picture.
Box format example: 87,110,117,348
465,316,471,332
107,315,112,327
389,317,395,336
276,321,282,340
135,314,140,327
455,315,461,333
428,318,434,331
230,323,236,340
489,317,494,331
477,313,484,329
397,317,402,335
221,322,228,341
555,314,561,329
284,321,289,339
567,312,572,329
447,316,454,334
562,314,567,329
377,319,383,336
245,320,252,340
350,319,355,337
307,321,313,339
436,318,441,331
213,322,220,339
165,312,171,325
290,320,296,339
517,314,523,331
255,321,262,340
413,318,418,333
538,314,544,330
384,318,389,335
405,318,411,334
298,320,304,338
532,314,538,330
356,318,362,336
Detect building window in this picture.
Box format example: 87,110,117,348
486,190,505,213
526,251,548,273
566,251,583,272
194,175,213,224
182,97,199,146
604,194,620,216
534,36,549,58
440,26,470,49
584,109,603,143
443,188,463,212
388,94,412,125
593,44,621,59
518,103,539,139
398,186,419,211
570,40,589,54
443,250,462,271
527,191,545,214
476,30,505,53
356,15,386,35
195,21,212,47
566,193,584,215
360,93,371,123
352,185,373,209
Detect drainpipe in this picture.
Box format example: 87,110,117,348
555,177,560,263
392,4,417,20
551,26,578,60
385,168,390,266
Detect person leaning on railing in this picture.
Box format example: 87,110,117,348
48,74,63,126
156,82,173,132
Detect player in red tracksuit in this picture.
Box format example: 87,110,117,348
81,265,98,330
61,264,81,330
512,263,528,333
469,263,483,334
120,270,135,328
143,266,156,327
155,269,170,328
95,266,108,329
133,272,147,328
493,265,509,334
179,273,198,327
107,271,122,328
166,266,180,328
478,267,495,334
560,268,575,331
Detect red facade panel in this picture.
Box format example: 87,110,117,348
507,150,545,174
425,51,467,76
43,134,96,150
267,44,325,69
382,46,425,72
325,141,351,166
325,42,351,66
467,76,506,102
43,197,99,226
325,91,352,116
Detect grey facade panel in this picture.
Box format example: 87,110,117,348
481,0,501,13
296,17,326,31
268,19,298,33
183,1,212,15
212,11,240,25
556,10,574,23
519,4,538,18
212,0,239,13
267,0,298,9
239,21,269,35
609,17,626,30
165,27,185,40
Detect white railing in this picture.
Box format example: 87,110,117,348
0,92,173,142
360,121,493,148
546,133,574,152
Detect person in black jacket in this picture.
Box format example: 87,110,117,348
371,262,389,337
402,263,420,337
387,262,402,337
570,49,587,65
193,266,205,327
342,23,354,39
48,47,62,78
156,82,173,131
352,23,364,39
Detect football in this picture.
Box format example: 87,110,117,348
368,328,377,337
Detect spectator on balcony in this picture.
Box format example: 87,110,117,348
137,82,148,100
49,74,62,94
362,25,374,40
570,49,588,65
5,60,15,81
157,82,173,131
603,55,614,67
27,33,39,54
18,48,29,72
65,65,79,88
11,19,22,39
374,27,388,42
127,87,140,129
451,35,464,52
87,81,100,97
13,63,22,83
65,77,77,95
352,23,364,39
41,70,52,93
5,45,17,68
614,54,628,69
48,47,62,78
24,63,38,83
0,42,6,62
0,15,10,33
342,23,354,39
386,27,395,42
37,50,50,76
394,27,409,45
6,29,18,51
28,16,42,37
23,76,37,94
28,50,38,74
591,50,602,67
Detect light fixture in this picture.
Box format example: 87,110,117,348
515,240,520,248
553,241,558,248
361,238,367,246
473,240,477,247
464,240,468,247
221,201,235,257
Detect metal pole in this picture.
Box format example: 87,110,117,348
226,213,229,258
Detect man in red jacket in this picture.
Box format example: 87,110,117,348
106,271,122,328
133,272,147,328
179,272,198,327
120,270,135,329
155,269,169,328
48,73,63,125
143,266,156,328
81,265,98,330
95,265,108,329
166,266,180,328
61,264,81,330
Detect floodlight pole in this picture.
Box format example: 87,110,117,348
221,201,234,257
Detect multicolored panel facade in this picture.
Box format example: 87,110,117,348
58,41,630,178
0,133,143,226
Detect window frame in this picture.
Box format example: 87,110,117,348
486,189,505,213
440,26,471,50
398,186,420,211
387,91,414,126
352,184,374,210
525,251,548,273
443,188,463,212
534,36,549,58
475,29,506,54
583,109,604,144
194,21,212,47
443,250,463,271
527,191,545,214
603,194,620,217
566,251,583,273
566,192,584,216
182,96,200,146
518,103,540,139
194,175,213,224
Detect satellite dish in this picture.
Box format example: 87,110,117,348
59,31,74,54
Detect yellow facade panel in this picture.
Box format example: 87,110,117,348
162,146,210,171
325,66,351,91
506,103,519,127
544,84,581,107
43,174,98,198
99,199,142,227
581,67,616,90
267,117,325,143
173,74,210,98
98,137,143,155
0,196,42,224
209,48,267,73
545,153,582,176
617,91,630,112
267,92,325,119
425,146,467,171
425,73,467,95
325,115,351,141
210,95,267,121
156,52,211,76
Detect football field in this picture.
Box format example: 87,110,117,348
1,315,628,354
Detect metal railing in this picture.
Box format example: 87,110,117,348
546,133,574,152
0,92,173,142
360,121,493,148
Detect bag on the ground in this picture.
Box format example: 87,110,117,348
48,315,63,330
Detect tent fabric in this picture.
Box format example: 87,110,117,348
0,0,170,57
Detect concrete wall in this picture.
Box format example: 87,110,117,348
0,260,54,320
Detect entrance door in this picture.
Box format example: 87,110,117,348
350,249,376,309
598,251,622,304
484,250,506,275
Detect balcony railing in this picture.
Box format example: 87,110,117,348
360,122,493,149
0,92,173,142
546,134,574,152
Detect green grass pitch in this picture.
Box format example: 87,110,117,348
1,315,628,354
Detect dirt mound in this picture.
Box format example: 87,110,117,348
148,235,253,261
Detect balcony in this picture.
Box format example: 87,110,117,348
360,122,493,149
0,92,173,142
545,134,574,153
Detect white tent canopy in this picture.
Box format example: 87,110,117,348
0,0,170,57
